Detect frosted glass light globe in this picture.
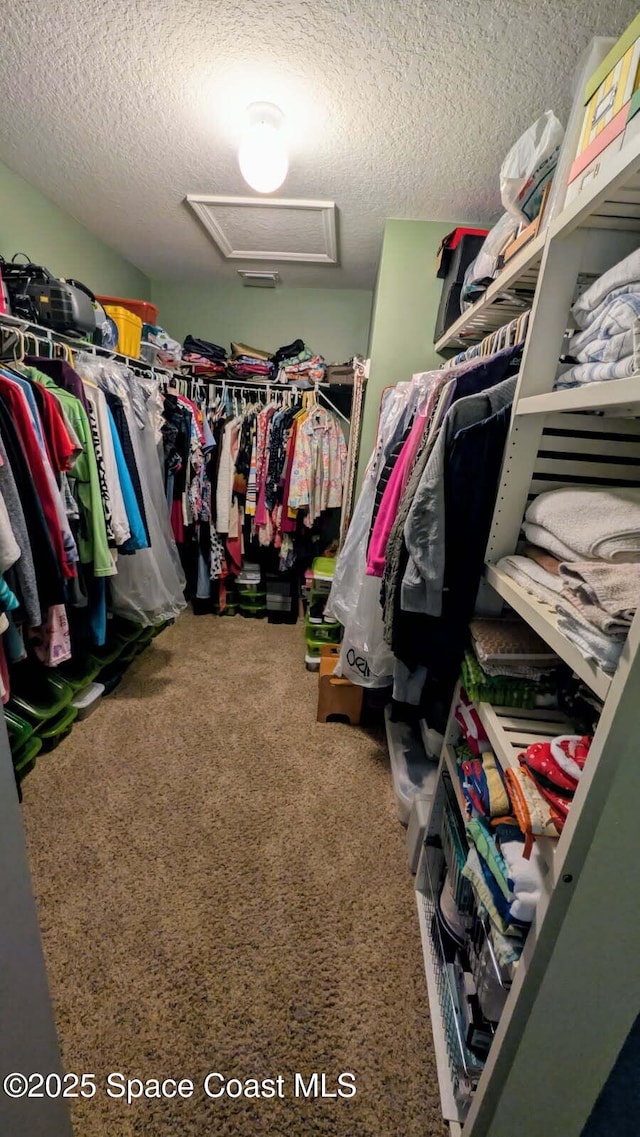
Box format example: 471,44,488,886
238,120,288,194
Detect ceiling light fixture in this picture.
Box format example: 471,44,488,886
238,102,288,194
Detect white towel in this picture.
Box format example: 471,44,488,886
522,522,581,563
525,488,640,563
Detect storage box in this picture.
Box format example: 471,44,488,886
435,228,489,278
97,295,159,326
571,15,640,173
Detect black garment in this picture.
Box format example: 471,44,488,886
0,397,63,609
183,335,227,362
265,406,297,510
104,390,150,546
161,394,191,501
209,417,227,529
272,339,305,368
233,412,255,499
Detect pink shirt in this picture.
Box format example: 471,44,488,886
366,413,428,577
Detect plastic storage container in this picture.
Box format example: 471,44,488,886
304,613,341,644
384,705,439,825
102,304,143,358
37,704,78,752
71,681,105,720
96,295,159,326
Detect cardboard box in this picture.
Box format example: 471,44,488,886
575,15,640,168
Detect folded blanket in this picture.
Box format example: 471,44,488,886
525,488,640,563
559,561,640,621
568,292,640,363
555,355,637,389
572,250,640,329
560,586,631,637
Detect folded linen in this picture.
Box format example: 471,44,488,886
555,355,637,389
559,586,631,637
572,249,640,329
497,556,627,671
568,292,640,364
522,523,580,562
525,487,640,563
556,610,624,674
559,561,640,621
498,555,563,608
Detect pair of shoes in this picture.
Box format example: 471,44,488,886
309,600,339,626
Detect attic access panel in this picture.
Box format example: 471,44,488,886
185,195,338,263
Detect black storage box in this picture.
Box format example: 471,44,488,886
434,229,488,343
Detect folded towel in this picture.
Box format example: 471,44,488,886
498,555,563,608
556,611,625,674
572,250,640,329
568,292,640,363
555,355,637,389
522,523,580,562
525,488,640,563
559,586,631,637
498,555,627,669
559,561,640,621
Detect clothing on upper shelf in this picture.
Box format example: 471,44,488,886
556,248,640,390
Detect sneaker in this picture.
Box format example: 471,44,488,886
309,600,325,624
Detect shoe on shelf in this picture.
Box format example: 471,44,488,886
309,600,325,624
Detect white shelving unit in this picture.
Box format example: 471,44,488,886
415,91,640,1137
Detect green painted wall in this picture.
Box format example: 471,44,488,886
0,159,149,299
151,279,372,363
356,218,459,491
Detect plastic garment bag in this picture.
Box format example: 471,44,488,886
77,354,186,626
327,374,436,687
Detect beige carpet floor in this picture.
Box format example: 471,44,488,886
22,612,444,1137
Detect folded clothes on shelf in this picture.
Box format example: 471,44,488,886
524,487,640,563
556,249,640,389
461,649,540,708
516,736,591,832
497,554,627,674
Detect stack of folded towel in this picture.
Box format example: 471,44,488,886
497,486,640,673
556,249,640,389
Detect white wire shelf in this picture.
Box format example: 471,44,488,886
435,232,546,355
484,564,612,702
516,374,640,416
550,133,640,238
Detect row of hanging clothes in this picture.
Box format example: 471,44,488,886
160,378,349,610
0,325,186,704
326,336,525,730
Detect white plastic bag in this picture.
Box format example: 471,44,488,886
500,110,564,225
461,213,519,309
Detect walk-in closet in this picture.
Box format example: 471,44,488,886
1,5,640,1137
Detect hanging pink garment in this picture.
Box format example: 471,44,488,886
366,412,429,577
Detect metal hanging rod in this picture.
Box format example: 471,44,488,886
0,311,179,378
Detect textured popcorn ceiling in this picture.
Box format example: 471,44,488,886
0,0,638,288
